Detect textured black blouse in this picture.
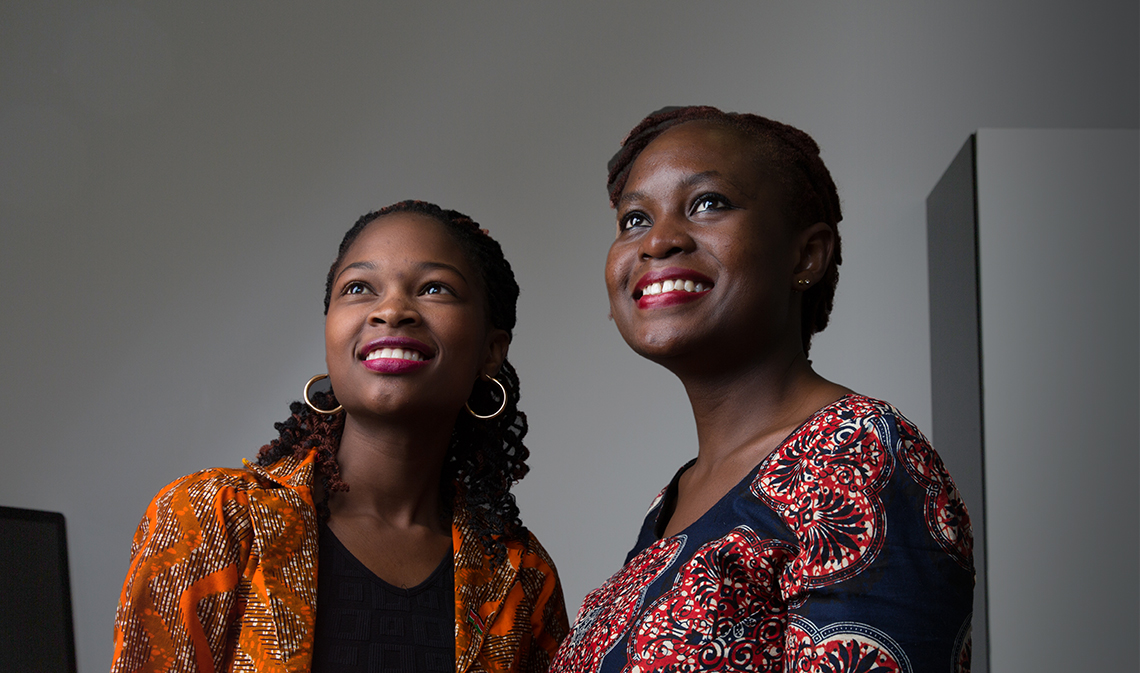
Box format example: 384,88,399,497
312,523,455,672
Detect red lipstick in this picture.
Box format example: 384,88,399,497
359,337,434,374
633,267,714,310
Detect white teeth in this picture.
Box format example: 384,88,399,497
640,278,711,297
365,348,424,362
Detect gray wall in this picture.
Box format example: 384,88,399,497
928,131,1140,672
927,135,992,670
0,3,1135,671
974,130,1139,671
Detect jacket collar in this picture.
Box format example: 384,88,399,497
248,450,519,672
243,451,317,490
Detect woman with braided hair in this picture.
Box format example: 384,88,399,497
551,107,973,672
112,200,568,673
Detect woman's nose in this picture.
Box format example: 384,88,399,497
639,214,695,260
368,293,420,326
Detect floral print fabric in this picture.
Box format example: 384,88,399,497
552,395,973,673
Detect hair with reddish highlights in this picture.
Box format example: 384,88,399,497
607,106,843,353
257,200,528,566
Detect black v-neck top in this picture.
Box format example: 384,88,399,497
311,523,455,673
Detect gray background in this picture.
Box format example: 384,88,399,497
974,130,1138,671
928,130,1140,672
0,2,1135,672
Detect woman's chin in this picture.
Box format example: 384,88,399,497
623,330,702,365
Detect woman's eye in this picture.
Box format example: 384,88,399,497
693,194,730,213
343,281,370,295
619,212,649,231
422,282,453,296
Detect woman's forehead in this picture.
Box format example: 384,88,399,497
342,214,471,270
645,122,772,168
627,122,773,189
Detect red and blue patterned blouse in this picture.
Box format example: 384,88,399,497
551,395,974,673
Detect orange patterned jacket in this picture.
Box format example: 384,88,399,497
111,450,568,673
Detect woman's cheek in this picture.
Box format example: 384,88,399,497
604,244,631,299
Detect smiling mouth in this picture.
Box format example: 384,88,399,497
633,278,712,300
364,348,427,362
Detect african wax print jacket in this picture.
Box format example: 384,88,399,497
111,450,568,673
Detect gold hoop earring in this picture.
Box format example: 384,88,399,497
465,376,507,420
304,374,343,415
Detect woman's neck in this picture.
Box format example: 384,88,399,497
328,411,457,529
678,348,849,468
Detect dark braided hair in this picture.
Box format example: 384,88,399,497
607,106,843,354
257,200,529,566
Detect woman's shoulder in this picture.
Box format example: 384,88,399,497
451,506,560,577
152,461,275,498
798,393,929,449
128,454,321,566
757,392,974,574
756,393,934,502
144,465,253,506
161,463,256,487
141,453,316,521
814,392,912,422
481,526,560,576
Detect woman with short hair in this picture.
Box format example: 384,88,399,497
552,107,973,673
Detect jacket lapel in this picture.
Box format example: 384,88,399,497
453,508,522,672
242,454,320,668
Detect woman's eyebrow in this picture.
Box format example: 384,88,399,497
617,171,731,208
335,260,375,281
616,190,647,209
681,170,723,187
417,261,468,283
336,259,469,284
684,170,753,198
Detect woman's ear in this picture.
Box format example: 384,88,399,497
792,222,835,287
482,329,511,378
